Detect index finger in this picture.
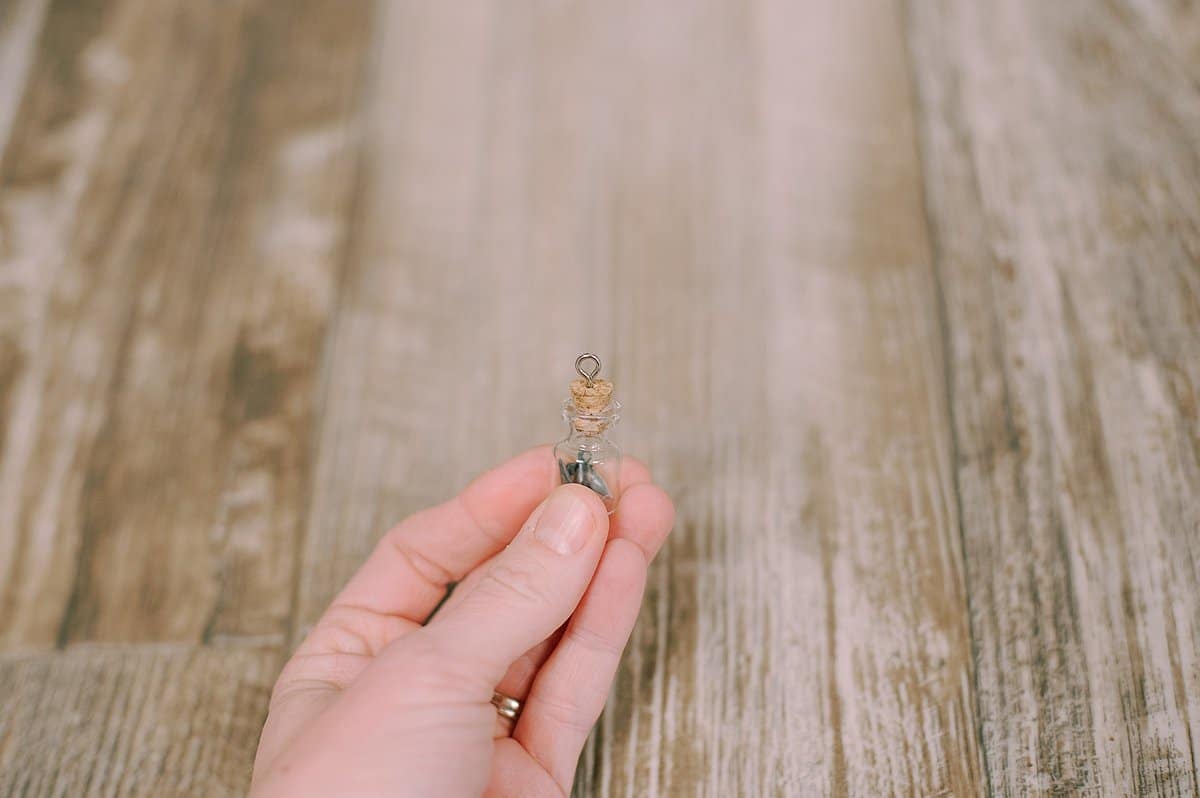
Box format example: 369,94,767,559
330,446,558,624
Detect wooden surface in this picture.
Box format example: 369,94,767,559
0,0,1197,795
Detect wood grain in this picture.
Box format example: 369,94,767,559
0,0,1196,795
0,0,49,158
910,1,1200,794
0,0,370,647
0,644,275,796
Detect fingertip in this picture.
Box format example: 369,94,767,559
620,456,653,490
612,483,675,562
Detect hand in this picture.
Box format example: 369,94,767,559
250,447,675,797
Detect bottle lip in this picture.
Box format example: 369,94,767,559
562,397,621,425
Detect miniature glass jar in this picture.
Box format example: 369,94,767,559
554,354,621,513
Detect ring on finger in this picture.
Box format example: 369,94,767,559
491,691,522,722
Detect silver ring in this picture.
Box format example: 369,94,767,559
491,691,522,722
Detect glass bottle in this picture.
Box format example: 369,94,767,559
554,353,622,513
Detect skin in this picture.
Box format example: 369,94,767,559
250,447,675,797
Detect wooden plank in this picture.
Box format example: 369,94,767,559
0,0,370,647
908,1,1200,794
0,644,275,796
584,0,985,791
294,0,508,630
0,0,50,157
294,0,610,628
591,0,981,793
300,1,982,794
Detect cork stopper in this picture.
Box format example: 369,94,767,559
570,377,614,414
567,353,616,434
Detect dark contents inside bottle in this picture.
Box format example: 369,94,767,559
558,451,611,497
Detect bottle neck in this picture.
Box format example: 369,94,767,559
562,398,620,439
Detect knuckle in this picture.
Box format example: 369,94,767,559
565,623,625,659
389,533,456,588
532,690,597,735
307,604,408,658
314,608,377,657
270,650,370,706
479,559,554,609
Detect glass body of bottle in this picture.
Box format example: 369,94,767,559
554,398,621,513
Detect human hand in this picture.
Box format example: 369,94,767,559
250,447,675,797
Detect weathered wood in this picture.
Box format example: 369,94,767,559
0,0,370,647
0,0,1197,795
0,0,49,156
0,644,275,796
739,3,984,793
908,1,1200,795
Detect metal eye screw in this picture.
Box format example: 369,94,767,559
575,352,602,386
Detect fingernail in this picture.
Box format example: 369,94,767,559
534,487,594,555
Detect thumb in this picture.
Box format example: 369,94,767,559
420,484,609,684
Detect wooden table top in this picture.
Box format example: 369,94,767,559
1,1,1197,795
